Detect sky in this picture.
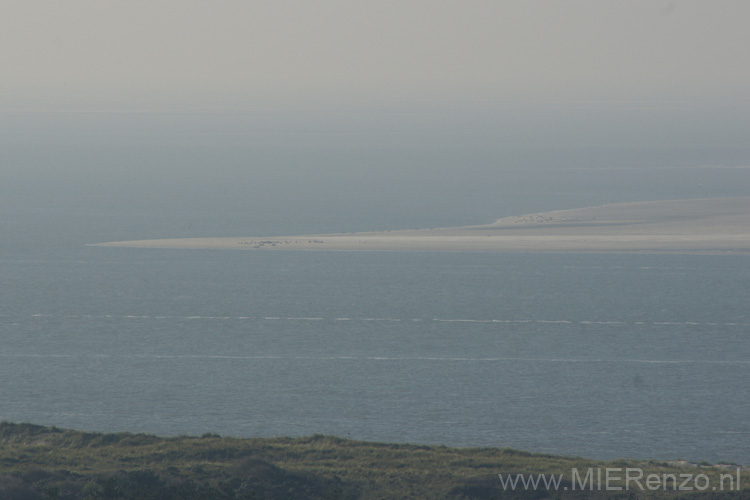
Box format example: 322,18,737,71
2,0,750,111
2,0,750,255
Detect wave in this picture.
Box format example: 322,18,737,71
16,313,750,328
1,353,748,364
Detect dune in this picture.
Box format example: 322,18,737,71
93,197,750,254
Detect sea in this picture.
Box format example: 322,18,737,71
1,107,749,464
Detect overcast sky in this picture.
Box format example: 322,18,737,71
2,1,750,110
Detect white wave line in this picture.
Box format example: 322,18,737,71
433,319,494,323
0,354,76,358
5,354,747,364
580,321,624,325
20,314,750,327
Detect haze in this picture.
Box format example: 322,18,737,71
3,2,750,474
3,0,750,254
3,1,750,110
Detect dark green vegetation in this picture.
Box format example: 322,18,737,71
0,422,746,500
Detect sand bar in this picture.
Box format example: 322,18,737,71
93,197,750,254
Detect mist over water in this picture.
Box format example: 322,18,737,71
2,106,750,463
3,105,750,252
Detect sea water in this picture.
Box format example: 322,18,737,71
1,110,749,464
2,248,749,463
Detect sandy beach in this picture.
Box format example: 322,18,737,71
93,197,750,254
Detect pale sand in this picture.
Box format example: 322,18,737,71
92,197,750,254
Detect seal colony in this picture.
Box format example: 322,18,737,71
93,197,750,254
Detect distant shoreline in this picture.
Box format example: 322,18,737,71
92,197,750,254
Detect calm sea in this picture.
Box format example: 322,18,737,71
2,249,749,463
1,110,749,464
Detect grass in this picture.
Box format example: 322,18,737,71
0,421,747,499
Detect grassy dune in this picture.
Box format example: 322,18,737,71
0,422,747,499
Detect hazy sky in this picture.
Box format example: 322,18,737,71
3,0,750,110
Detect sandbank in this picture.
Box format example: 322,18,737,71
92,197,750,254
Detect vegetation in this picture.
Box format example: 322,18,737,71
0,422,746,499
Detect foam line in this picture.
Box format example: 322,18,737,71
1,353,747,364
19,313,750,327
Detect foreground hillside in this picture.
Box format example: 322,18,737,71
0,422,746,499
